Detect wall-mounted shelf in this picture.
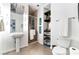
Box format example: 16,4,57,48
43,9,51,48
44,10,50,16
44,19,50,22
44,29,50,32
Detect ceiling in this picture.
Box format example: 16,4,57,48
29,3,41,11
44,4,51,13
11,3,24,14
29,3,41,16
11,3,41,14
11,3,50,15
29,4,51,14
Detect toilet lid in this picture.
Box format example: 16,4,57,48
53,46,66,54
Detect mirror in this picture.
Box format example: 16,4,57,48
0,16,4,31
10,3,24,33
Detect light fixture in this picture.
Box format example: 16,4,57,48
37,4,39,7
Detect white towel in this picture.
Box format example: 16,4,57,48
61,19,68,37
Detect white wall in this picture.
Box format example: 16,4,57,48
37,4,51,45
21,4,28,47
37,3,51,45
11,12,23,32
0,3,11,54
51,3,78,46
37,5,44,45
22,4,28,47
0,3,28,54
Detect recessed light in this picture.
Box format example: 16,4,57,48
37,4,39,7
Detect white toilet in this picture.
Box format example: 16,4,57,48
52,37,71,55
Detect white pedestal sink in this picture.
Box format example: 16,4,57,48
10,32,24,53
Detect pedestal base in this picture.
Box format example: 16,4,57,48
16,38,20,53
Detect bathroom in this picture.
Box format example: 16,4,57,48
0,3,28,54
0,3,79,55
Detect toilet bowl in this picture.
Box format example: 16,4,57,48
53,46,66,55
52,38,71,55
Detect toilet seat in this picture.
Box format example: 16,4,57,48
53,46,66,55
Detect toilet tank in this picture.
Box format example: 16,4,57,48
58,38,71,48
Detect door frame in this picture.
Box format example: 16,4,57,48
28,15,37,44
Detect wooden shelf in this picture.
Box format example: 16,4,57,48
44,19,50,22
44,29,50,32
44,10,50,16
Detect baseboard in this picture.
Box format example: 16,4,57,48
2,48,16,55
20,44,28,48
38,41,43,45
29,41,38,45
2,44,28,54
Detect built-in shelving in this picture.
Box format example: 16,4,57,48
43,9,51,48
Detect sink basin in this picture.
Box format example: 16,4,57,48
10,32,24,53
10,32,24,38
